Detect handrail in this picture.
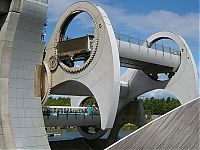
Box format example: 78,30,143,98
87,27,180,56
43,106,87,109
114,32,180,56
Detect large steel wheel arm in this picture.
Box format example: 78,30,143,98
42,2,121,130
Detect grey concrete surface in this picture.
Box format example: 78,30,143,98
107,98,200,150
0,0,50,149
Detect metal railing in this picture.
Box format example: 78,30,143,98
42,106,100,120
115,32,180,56
87,27,180,56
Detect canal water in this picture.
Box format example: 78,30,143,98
48,128,137,150
48,128,135,142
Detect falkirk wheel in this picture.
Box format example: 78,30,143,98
0,0,198,149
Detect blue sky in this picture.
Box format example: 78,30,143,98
46,0,199,99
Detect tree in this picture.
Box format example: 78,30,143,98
44,97,71,106
143,97,180,115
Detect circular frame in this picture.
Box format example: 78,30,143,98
57,9,99,74
143,32,185,84
76,97,107,139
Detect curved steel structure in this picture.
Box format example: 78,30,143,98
43,2,121,130
41,1,198,136
0,0,198,149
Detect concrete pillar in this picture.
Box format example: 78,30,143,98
106,100,146,146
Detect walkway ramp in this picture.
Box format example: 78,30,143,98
107,98,199,150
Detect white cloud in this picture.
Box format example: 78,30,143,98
48,0,199,40
101,5,199,40
140,89,176,99
48,0,79,22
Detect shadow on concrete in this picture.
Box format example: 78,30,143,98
49,138,110,150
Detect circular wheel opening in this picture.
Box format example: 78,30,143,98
146,39,180,81
57,11,97,73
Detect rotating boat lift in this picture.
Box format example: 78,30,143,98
39,1,198,139
0,0,198,149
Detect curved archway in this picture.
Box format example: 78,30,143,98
145,32,198,89
143,34,181,81
142,32,198,104
79,97,98,107
51,80,94,96
45,81,107,140
77,97,107,139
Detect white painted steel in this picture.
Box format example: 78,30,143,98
44,2,121,130
118,40,180,73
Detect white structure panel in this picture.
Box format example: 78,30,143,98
0,0,50,149
44,2,121,130
118,40,180,72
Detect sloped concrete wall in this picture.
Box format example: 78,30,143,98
107,98,199,150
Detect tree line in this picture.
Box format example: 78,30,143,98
44,96,181,115
142,97,180,115
44,97,71,106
